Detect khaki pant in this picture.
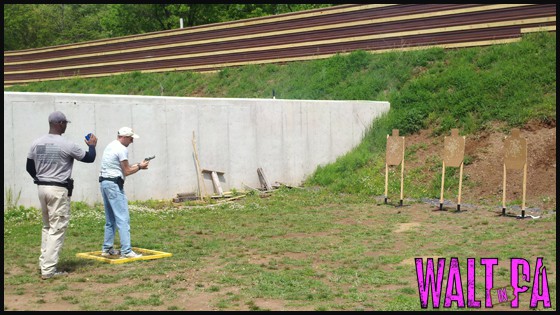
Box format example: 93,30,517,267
38,185,71,276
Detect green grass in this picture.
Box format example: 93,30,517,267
3,187,556,311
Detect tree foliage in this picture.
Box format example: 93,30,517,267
4,4,333,51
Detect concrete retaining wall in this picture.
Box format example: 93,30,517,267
4,92,389,208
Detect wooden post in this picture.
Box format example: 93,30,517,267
522,162,527,218
522,139,528,215
384,134,389,204
210,171,224,197
457,161,464,211
399,136,405,206
257,167,273,191
384,163,389,204
192,131,207,200
440,161,445,210
502,164,507,215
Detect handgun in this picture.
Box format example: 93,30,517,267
144,155,156,161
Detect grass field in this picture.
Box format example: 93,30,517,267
3,188,556,311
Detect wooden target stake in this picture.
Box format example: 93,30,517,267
457,159,464,211
455,135,466,211
192,131,207,201
502,164,507,215
521,138,528,216
439,161,445,210
522,159,527,217
384,134,389,204
399,137,405,206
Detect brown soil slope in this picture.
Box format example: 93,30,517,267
403,120,556,211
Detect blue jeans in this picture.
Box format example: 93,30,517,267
100,180,132,255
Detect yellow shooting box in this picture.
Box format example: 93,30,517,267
76,247,172,264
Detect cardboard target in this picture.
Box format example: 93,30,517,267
443,129,465,167
503,128,527,170
386,129,404,166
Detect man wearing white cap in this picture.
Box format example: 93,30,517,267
27,111,98,280
98,127,150,259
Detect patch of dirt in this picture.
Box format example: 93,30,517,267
404,120,556,211
394,222,421,233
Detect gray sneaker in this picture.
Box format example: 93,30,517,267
101,248,121,256
121,250,142,258
41,270,68,280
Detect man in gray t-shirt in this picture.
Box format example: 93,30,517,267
26,111,98,280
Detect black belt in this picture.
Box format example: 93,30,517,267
99,177,124,190
35,181,67,187
99,177,121,183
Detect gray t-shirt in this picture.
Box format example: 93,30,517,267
99,139,128,180
27,134,86,182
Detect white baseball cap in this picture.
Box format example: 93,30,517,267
118,127,139,138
